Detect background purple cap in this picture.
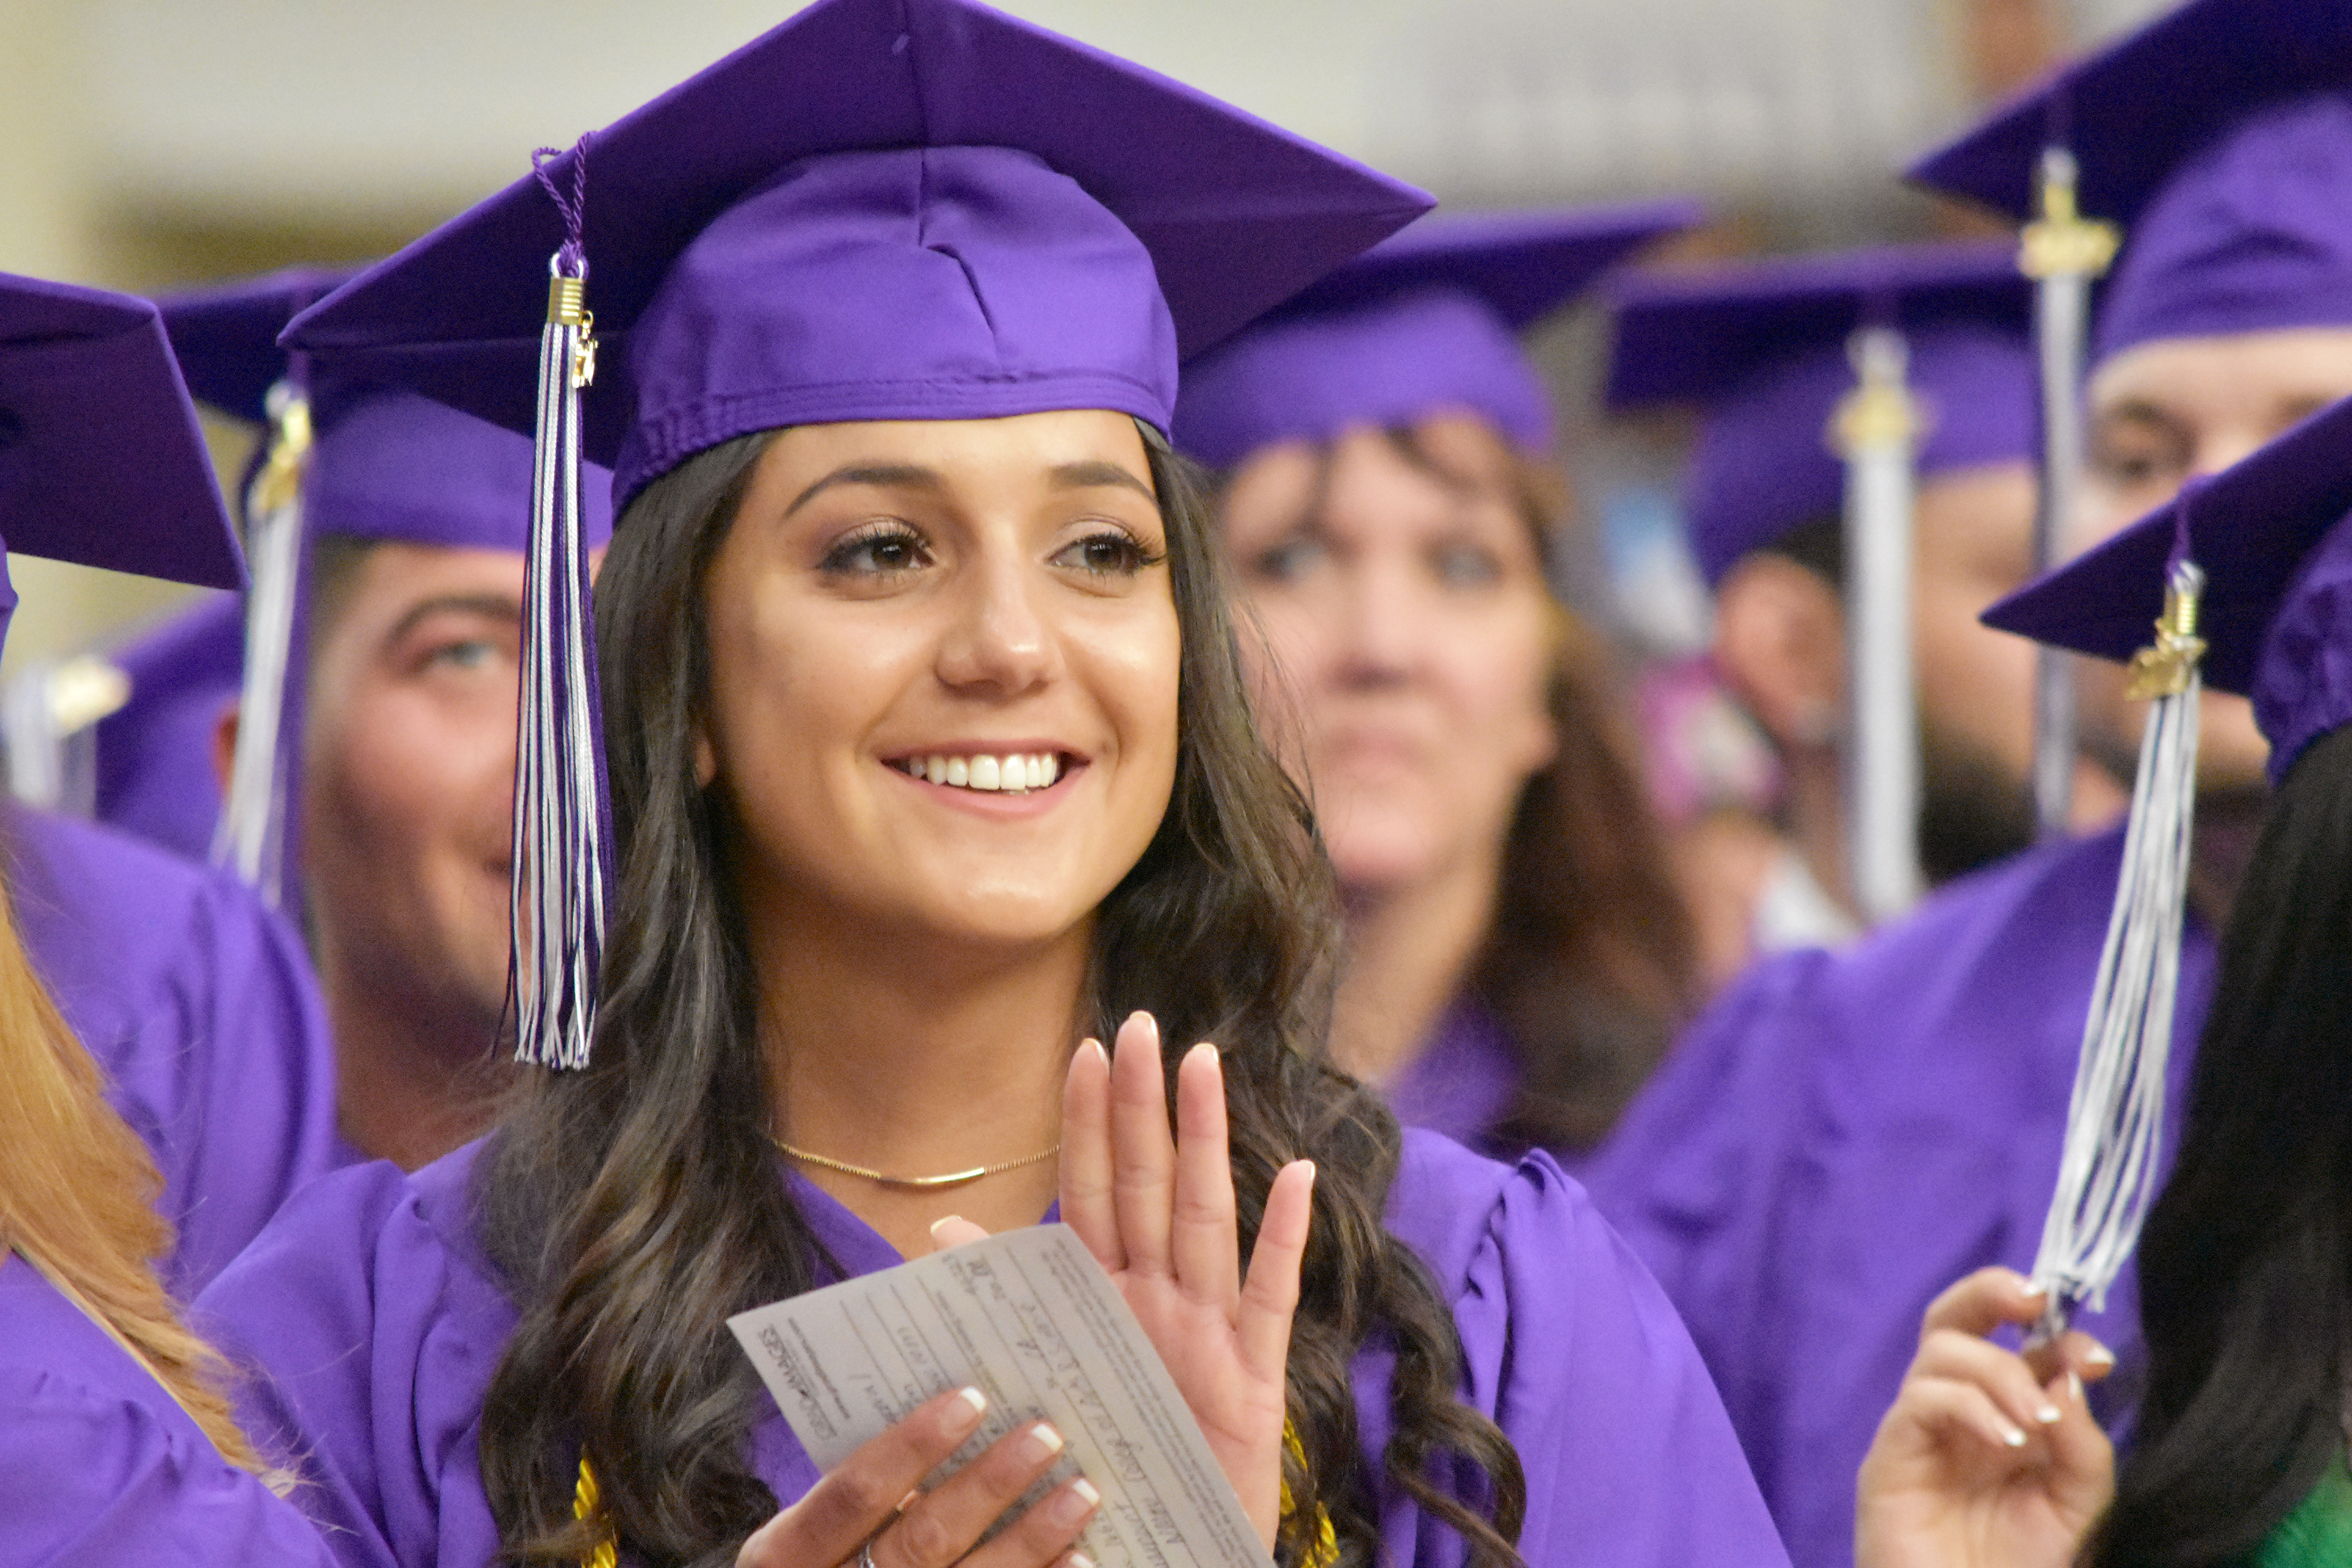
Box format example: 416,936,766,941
1170,200,1700,469
1906,0,2352,365
280,0,1434,515
1605,241,2035,589
162,270,615,551
1983,393,2352,783
0,272,243,591
93,593,242,861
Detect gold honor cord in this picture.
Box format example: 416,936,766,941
577,1423,1338,1566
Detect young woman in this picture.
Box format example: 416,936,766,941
195,4,1785,1567
0,268,333,1565
1855,395,2352,1567
1173,209,1705,1159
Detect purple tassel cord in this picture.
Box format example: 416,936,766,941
513,140,614,1070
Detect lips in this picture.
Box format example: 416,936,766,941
888,750,1068,794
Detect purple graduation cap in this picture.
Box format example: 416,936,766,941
279,0,1432,1069
1171,200,1700,470
1980,391,2352,1338
1911,0,2352,835
0,273,243,603
1606,240,2034,926
92,593,242,860
131,270,616,907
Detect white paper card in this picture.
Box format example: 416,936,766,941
727,1223,1269,1568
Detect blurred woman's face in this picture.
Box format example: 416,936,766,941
2074,327,2352,794
1220,416,1557,899
696,410,1181,956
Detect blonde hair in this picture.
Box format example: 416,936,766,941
0,864,268,1474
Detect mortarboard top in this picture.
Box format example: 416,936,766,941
1604,241,2036,589
281,0,1435,516
1171,199,1701,469
162,272,616,554
0,272,243,591
1907,0,2352,364
1983,393,2352,772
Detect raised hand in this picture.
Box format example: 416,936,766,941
736,1386,1099,1568
1855,1268,2118,1568
1058,1011,1315,1553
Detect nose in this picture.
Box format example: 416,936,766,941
934,548,1055,697
1327,553,1426,691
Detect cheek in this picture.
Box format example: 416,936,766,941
1439,606,1556,760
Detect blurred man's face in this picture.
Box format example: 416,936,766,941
2073,327,2352,796
1910,459,2067,881
302,542,526,1044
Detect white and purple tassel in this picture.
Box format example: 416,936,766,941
212,376,312,910
2029,495,2205,1341
2019,143,2120,838
512,139,613,1071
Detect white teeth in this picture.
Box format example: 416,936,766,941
907,751,1065,793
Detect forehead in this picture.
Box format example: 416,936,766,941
2090,326,2352,417
757,410,1156,490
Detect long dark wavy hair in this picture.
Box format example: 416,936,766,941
1220,423,1699,1156
2084,723,2352,1567
473,424,1528,1567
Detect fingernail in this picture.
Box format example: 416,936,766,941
1051,1479,1101,1526
943,1386,987,1437
1025,1422,1065,1461
2086,1342,2116,1369
2069,1370,2086,1403
2036,1401,2062,1424
1187,1041,1217,1065
2018,1279,2047,1300
1070,1553,1097,1568
897,1489,921,1514
930,1216,964,1239
2002,1424,2027,1447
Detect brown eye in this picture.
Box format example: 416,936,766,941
821,524,932,576
1052,529,1160,577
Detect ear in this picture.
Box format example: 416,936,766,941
1711,553,1847,753
692,723,717,788
210,699,240,798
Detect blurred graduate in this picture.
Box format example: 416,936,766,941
97,273,616,1169
0,269,337,1564
1171,206,1705,1161
1583,1,2352,1562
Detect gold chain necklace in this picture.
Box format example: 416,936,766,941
773,1136,1060,1189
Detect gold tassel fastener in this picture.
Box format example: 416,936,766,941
2126,563,2208,701
245,388,313,521
548,275,597,389
2019,153,2121,282
1829,330,1926,462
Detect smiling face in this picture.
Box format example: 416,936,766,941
2074,327,2352,794
302,540,528,1037
1217,417,1557,898
695,410,1181,958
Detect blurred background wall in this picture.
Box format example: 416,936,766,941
0,0,2170,670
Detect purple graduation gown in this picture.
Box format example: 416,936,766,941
6,805,346,1297
0,1252,336,1566
1581,824,2216,1568
1383,998,1518,1156
194,1128,1789,1568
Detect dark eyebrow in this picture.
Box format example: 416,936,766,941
1048,460,1155,502
785,463,943,517
385,593,522,647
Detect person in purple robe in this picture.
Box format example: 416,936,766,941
192,4,1788,1566
0,265,335,1565
1169,208,1706,1161
1603,242,2046,947
0,272,342,1300
1582,4,2352,1564
97,275,618,1170
1857,392,2352,1568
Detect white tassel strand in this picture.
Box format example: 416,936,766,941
212,379,311,907
2019,147,2121,838
2029,559,2204,1338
